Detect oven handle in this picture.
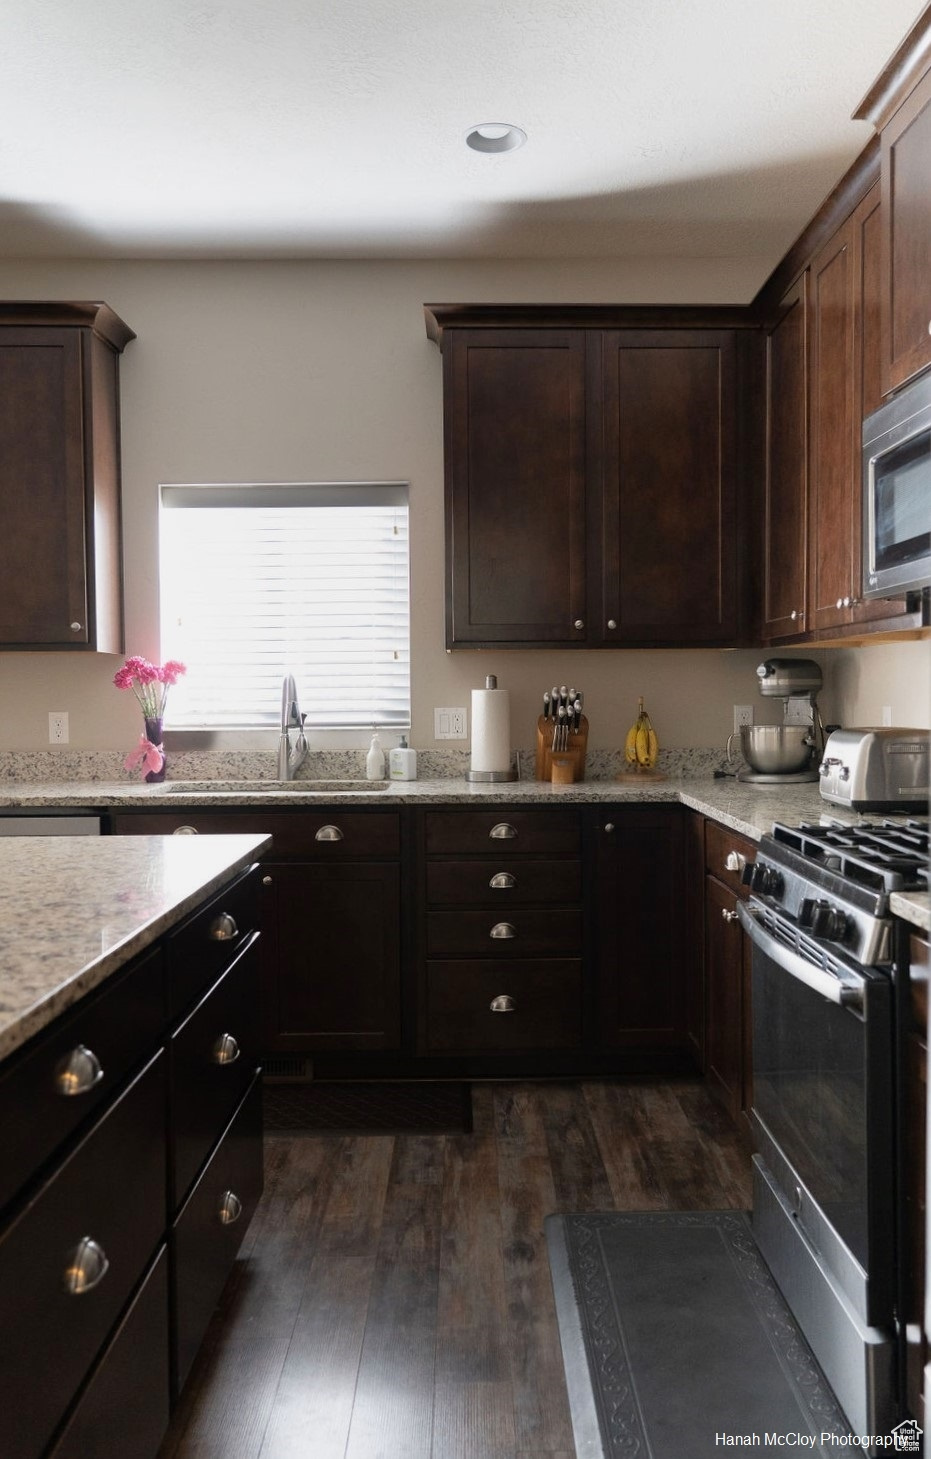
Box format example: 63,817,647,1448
736,902,864,1011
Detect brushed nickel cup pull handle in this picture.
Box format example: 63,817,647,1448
490,995,516,1013
212,1032,241,1065
209,912,238,941
489,822,517,840
315,824,344,842
490,922,516,939
218,1190,243,1226
173,825,199,835
489,872,516,889
721,908,739,923
724,851,746,874
64,1236,109,1295
54,1045,104,1097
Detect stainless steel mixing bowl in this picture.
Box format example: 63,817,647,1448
726,724,814,774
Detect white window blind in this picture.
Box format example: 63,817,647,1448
158,482,410,729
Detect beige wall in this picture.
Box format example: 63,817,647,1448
0,256,927,754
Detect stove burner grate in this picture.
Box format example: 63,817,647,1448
771,818,929,893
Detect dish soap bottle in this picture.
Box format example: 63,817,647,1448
366,730,385,781
389,734,417,781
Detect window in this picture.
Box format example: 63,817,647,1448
158,482,410,729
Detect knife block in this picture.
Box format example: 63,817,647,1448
535,715,588,782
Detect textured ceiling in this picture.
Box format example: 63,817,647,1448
0,0,924,267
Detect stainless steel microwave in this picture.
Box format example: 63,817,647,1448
862,371,931,598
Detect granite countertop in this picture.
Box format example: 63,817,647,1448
0,833,270,1062
0,773,927,932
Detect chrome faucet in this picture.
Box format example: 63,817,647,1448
277,674,308,780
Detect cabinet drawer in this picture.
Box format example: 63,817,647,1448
426,858,581,906
425,808,580,855
173,1074,263,1395
0,1052,166,1459
48,1247,170,1459
112,808,400,860
704,820,755,897
423,959,582,1053
170,934,261,1210
426,908,582,958
167,864,260,1017
0,948,165,1214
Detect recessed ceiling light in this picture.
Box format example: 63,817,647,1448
465,123,527,154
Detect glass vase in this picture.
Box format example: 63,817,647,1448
144,715,166,784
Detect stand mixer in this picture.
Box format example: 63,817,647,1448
728,658,825,785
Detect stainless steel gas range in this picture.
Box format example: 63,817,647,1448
737,817,928,1438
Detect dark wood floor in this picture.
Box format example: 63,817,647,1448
158,1079,752,1459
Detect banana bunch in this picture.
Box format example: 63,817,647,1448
624,696,659,770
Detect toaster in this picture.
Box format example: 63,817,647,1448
818,727,930,812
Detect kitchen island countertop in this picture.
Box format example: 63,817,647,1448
0,833,270,1061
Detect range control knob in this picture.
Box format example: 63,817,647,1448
800,898,849,943
749,862,783,897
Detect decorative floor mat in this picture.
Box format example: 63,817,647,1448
545,1210,851,1459
262,1080,473,1134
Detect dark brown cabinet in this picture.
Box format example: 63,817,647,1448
702,820,755,1128
762,274,809,639
877,66,931,392
596,330,739,644
430,307,746,649
0,303,134,651
443,328,588,646
590,806,685,1054
111,808,403,1055
419,807,583,1056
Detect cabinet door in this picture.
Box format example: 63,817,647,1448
444,329,588,646
265,861,401,1051
763,276,809,638
0,329,89,646
597,331,738,644
881,68,931,392
590,807,685,1050
704,874,747,1124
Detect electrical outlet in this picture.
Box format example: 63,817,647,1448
881,705,893,726
733,705,754,733
434,707,468,740
48,711,69,744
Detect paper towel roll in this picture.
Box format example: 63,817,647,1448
471,684,511,773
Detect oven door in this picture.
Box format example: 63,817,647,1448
737,899,895,1325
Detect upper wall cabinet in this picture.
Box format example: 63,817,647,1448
426,306,747,650
762,274,809,640
0,302,135,652
855,15,931,393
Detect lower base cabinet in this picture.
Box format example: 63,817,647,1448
0,863,264,1459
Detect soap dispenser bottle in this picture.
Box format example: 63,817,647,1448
366,730,385,781
389,734,417,781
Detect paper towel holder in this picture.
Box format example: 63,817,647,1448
465,675,519,782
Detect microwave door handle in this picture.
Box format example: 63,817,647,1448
736,903,864,1012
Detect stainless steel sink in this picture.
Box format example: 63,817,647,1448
162,779,392,794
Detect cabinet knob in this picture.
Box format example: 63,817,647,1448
836,598,845,610
607,618,617,630
262,874,273,885
69,622,82,632
489,822,517,840
604,822,615,834
212,1032,241,1065
490,921,516,939
209,911,238,941
573,619,585,630
721,908,739,923
64,1236,109,1295
724,851,746,874
789,609,800,621
489,871,516,889
173,825,199,835
490,994,516,1013
54,1044,104,1097
218,1190,243,1226
315,824,344,841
